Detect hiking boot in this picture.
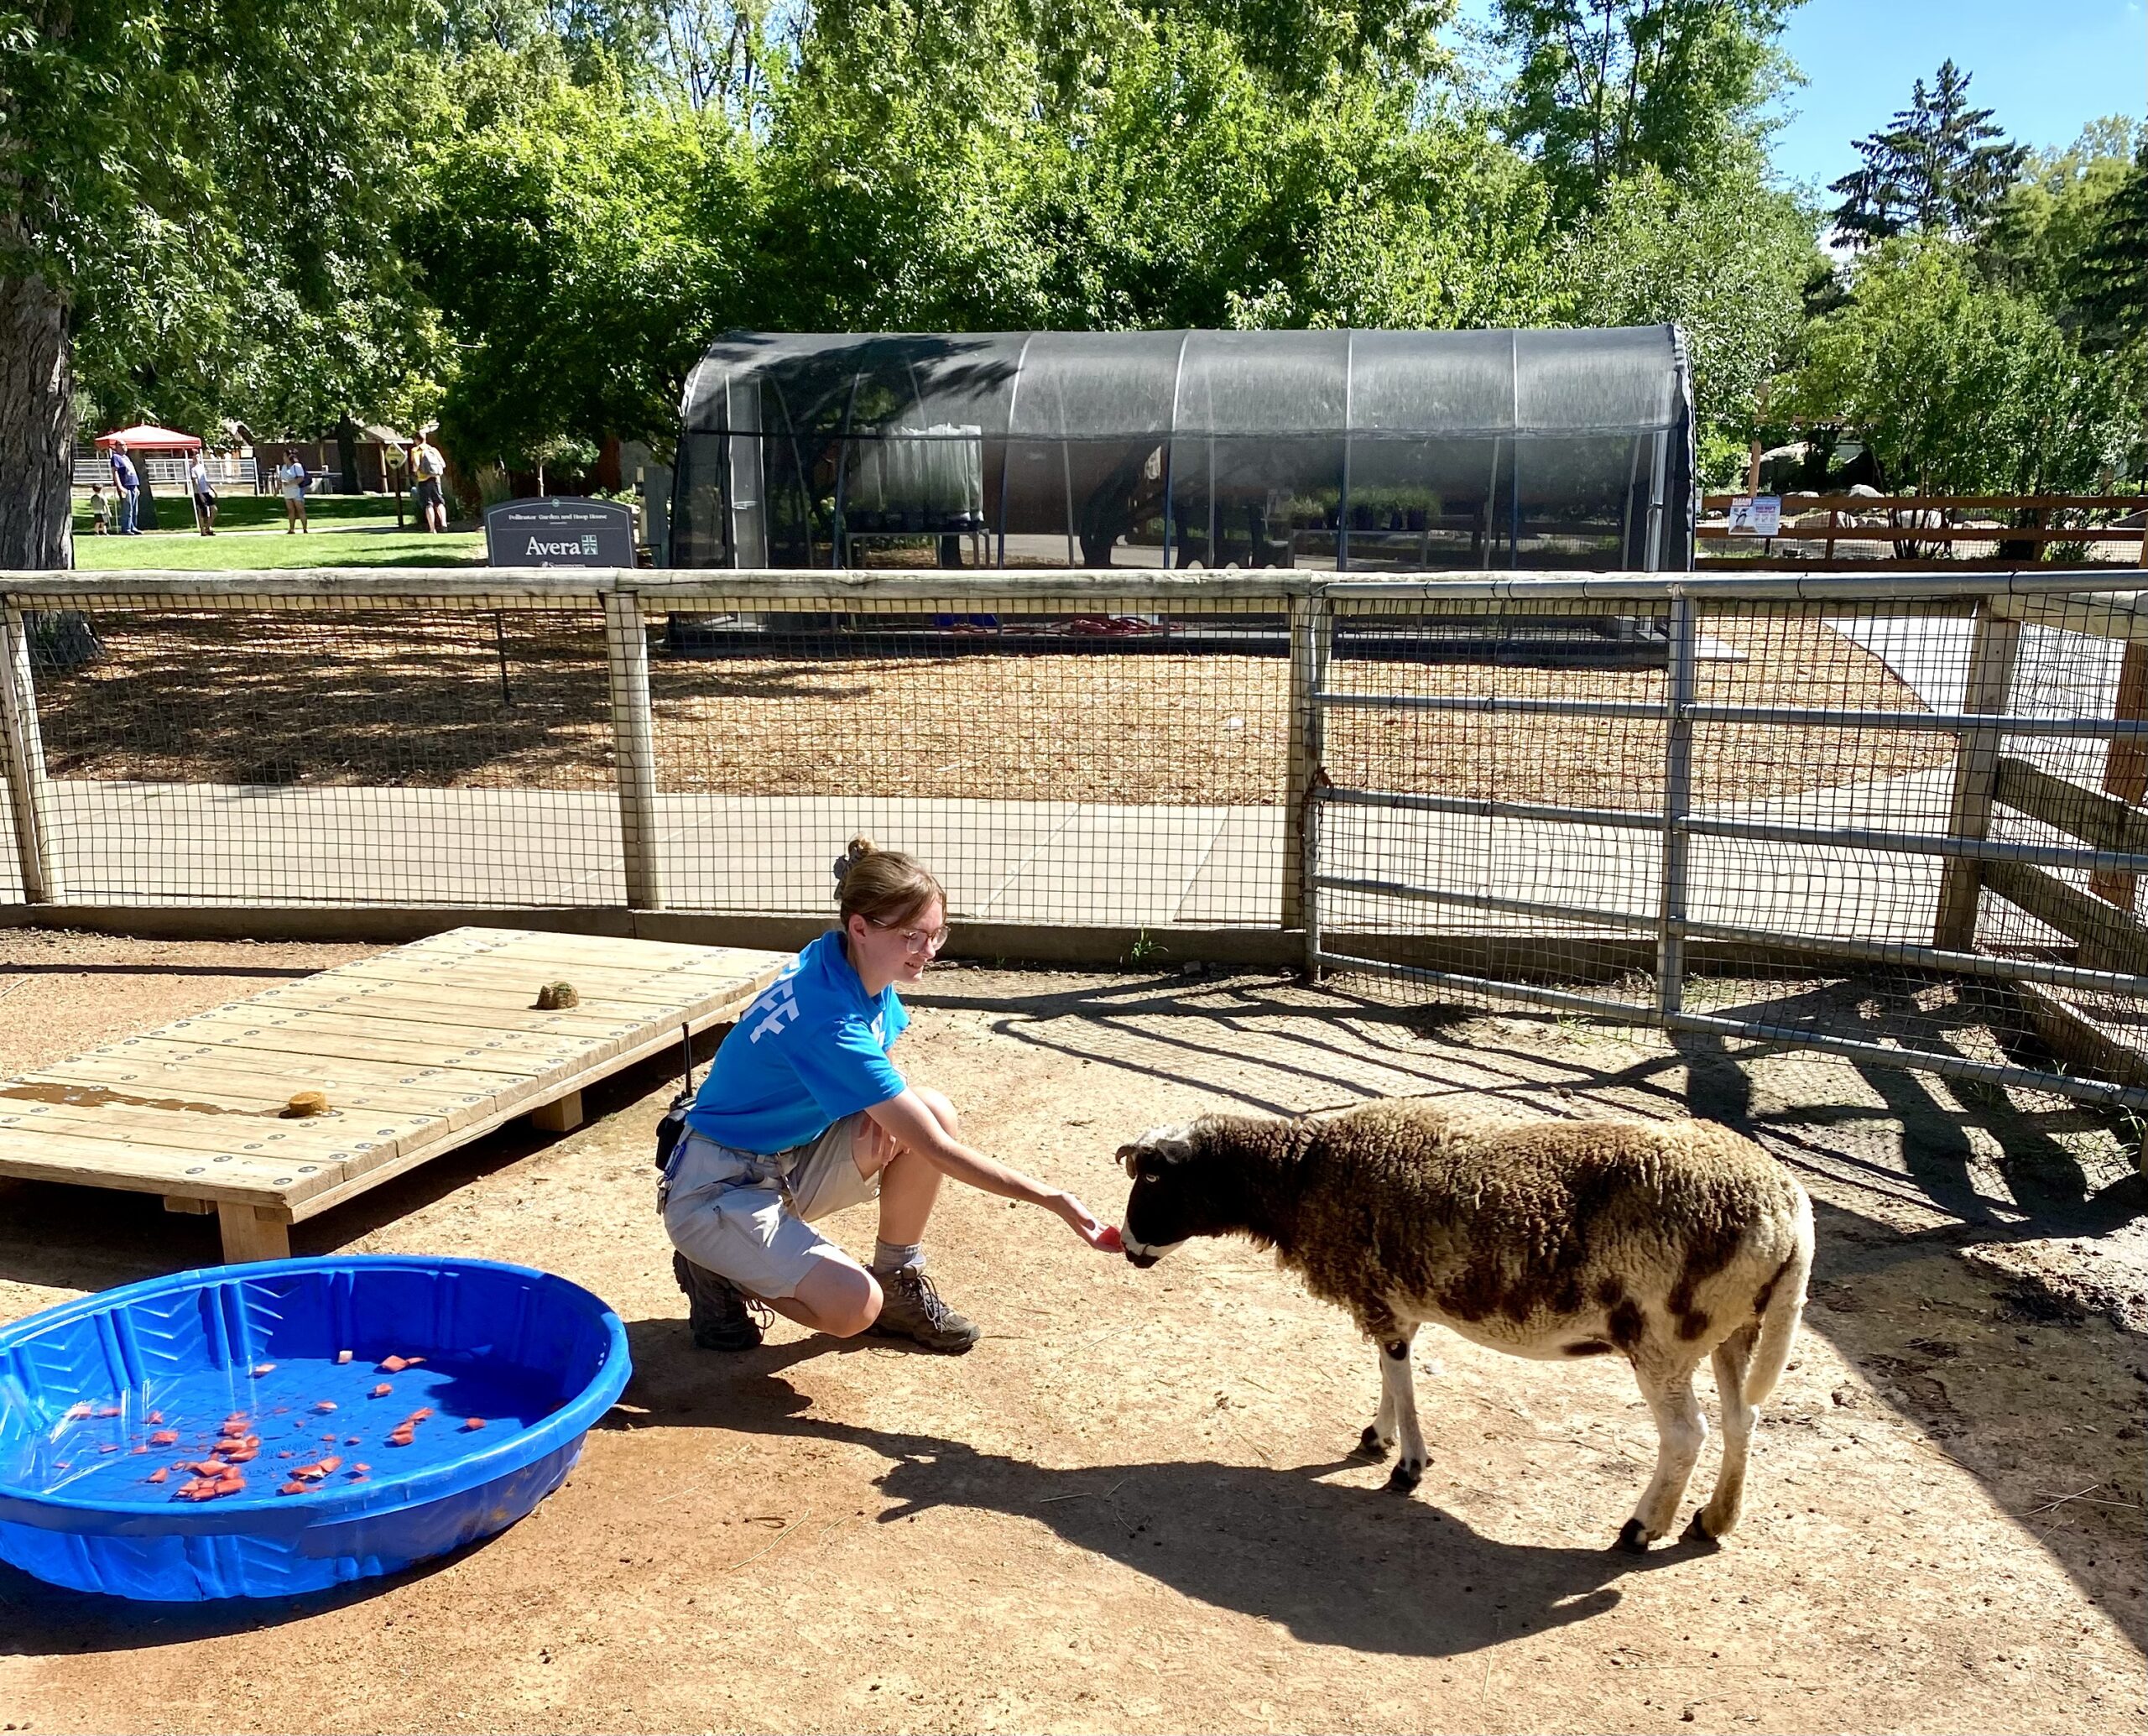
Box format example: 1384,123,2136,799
673,1251,766,1352
868,1265,981,1353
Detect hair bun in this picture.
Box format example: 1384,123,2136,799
832,834,878,898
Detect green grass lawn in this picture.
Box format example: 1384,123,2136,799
78,491,431,534
73,522,483,570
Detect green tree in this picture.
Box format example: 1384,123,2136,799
1979,119,2142,324
0,0,442,566
1494,0,1802,211
2070,138,2148,354
1786,237,2138,496
1558,163,1817,476
401,54,758,467
1829,60,2025,245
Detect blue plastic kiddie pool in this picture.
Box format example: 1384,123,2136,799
0,1255,632,1600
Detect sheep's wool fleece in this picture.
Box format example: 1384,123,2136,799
1223,1099,1805,1341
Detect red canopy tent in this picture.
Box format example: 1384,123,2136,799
94,424,201,451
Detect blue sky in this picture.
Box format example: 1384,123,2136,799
1449,1,2146,188
1765,0,2146,191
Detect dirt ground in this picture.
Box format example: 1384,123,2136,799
1,931,2145,1735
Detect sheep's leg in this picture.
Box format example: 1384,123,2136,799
1619,1365,1707,1552
1691,1327,1758,1541
1358,1350,1395,1462
1378,1329,1426,1494
1355,1314,1405,1459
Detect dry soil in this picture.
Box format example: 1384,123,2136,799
0,931,2143,1735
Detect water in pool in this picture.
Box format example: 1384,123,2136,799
11,1353,557,1504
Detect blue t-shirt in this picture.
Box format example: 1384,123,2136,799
109,452,138,492
686,930,910,1154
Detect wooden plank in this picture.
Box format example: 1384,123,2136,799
56,1036,545,1103
0,1094,375,1158
1983,859,2148,977
22,1056,497,1131
1988,592,2148,644
218,1201,292,1263
164,1196,214,1215
1700,555,2145,573
1994,756,2148,859
1698,523,2142,543
0,1126,337,1206
0,930,787,1255
2015,982,2148,1098
1702,493,2148,512
239,983,640,1043
152,1010,585,1079
1935,612,2021,951
166,1005,602,1070
318,953,755,1006
285,993,751,1219
2089,643,2148,910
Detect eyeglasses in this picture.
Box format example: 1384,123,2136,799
868,918,951,954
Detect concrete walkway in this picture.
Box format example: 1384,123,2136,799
4,770,1951,947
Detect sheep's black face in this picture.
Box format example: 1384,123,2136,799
1115,1125,1202,1267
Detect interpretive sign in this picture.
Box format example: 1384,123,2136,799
1726,495,1781,538
486,498,636,567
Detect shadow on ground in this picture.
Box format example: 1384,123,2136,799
607,1326,1688,1661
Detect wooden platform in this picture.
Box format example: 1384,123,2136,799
0,927,787,1262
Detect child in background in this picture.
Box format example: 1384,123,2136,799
89,484,109,534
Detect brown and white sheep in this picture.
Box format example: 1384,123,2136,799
1114,1097,1813,1551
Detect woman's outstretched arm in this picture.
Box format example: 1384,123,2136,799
866,1089,1112,1247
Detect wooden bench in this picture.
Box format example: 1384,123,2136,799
0,927,787,1263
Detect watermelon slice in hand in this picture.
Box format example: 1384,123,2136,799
1097,1225,1124,1253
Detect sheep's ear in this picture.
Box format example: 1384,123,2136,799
1118,1126,1194,1176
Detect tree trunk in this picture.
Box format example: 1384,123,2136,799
0,268,76,570
336,414,361,494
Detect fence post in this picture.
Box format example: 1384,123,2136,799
1655,589,1696,1014
602,587,665,911
2087,639,2148,910
1285,589,1332,963
1934,604,2022,951
0,607,55,905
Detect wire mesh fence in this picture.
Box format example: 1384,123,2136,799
643,586,1298,925
2,570,2145,1112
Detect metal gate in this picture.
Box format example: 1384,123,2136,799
1302,575,2148,1114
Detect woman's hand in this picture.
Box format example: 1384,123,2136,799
1050,1191,1115,1249
856,1113,900,1176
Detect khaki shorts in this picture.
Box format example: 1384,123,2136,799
659,1116,881,1300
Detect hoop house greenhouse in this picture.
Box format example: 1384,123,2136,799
669,327,1694,571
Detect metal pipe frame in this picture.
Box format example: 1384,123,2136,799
1316,868,2148,999
1321,780,2148,874
1311,947,2148,1112
1314,688,2148,738
1312,872,1653,933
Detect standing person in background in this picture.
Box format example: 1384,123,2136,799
409,432,448,532
277,454,310,533
188,451,218,534
88,483,109,535
107,441,142,535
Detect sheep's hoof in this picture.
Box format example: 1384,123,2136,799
1384,1459,1422,1495
1681,1510,1726,1549
1614,1518,1655,1554
1356,1425,1390,1460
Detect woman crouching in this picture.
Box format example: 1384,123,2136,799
664,837,1112,1351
